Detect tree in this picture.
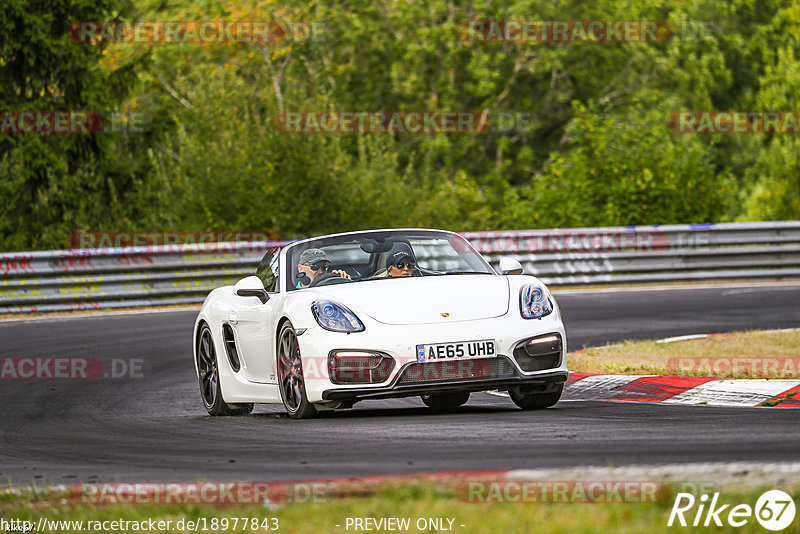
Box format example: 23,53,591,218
0,0,159,250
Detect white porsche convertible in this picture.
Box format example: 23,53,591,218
193,229,568,418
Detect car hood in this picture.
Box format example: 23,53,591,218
311,275,510,325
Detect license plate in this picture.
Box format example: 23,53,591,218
416,340,496,363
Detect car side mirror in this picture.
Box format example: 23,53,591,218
234,275,269,304
498,257,523,275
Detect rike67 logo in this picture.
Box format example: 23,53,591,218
668,490,796,531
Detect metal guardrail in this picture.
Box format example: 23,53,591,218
465,221,800,285
1,222,799,314
0,242,283,314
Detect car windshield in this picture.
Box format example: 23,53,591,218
286,230,494,290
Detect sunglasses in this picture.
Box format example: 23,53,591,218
306,262,330,272
394,261,415,269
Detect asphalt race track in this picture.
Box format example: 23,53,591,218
1,284,799,484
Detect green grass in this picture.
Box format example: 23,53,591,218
569,329,800,378
1,483,797,533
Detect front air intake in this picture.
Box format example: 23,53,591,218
512,333,562,372
328,351,395,384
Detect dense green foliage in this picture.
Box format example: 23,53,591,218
1,0,799,250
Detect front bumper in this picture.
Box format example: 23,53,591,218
298,310,567,403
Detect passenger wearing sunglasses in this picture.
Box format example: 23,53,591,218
385,243,418,278
295,248,351,289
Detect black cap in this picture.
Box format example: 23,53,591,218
386,242,415,268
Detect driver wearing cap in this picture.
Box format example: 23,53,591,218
296,248,351,289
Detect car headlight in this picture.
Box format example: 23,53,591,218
519,284,553,319
312,299,365,333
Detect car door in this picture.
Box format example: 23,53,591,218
229,251,280,384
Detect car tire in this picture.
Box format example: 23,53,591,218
421,392,470,410
277,321,318,419
196,324,254,416
509,384,564,410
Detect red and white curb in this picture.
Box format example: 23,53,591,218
563,373,800,407
560,329,800,407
